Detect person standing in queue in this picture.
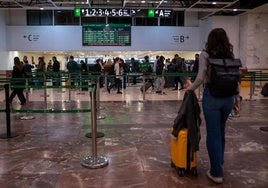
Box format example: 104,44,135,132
52,56,60,86
108,57,122,94
191,53,199,82
187,28,236,184
130,57,139,85
23,56,34,85
36,57,46,85
9,57,27,105
67,56,79,86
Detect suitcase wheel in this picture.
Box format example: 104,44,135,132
177,168,186,177
170,161,176,168
190,167,198,177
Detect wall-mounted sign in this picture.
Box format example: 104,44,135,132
82,24,131,46
74,8,172,18
148,9,172,18
80,8,135,17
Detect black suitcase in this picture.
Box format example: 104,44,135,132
261,83,268,97
140,81,152,92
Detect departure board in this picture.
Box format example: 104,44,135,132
82,24,131,46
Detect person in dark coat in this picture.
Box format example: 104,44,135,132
52,56,60,86
9,57,27,105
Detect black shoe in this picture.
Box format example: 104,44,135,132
107,87,111,93
156,90,161,94
117,91,122,94
172,88,178,90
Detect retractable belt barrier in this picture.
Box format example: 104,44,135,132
0,74,109,169
240,72,268,100
1,71,268,102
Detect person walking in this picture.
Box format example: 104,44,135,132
155,55,165,94
9,57,27,105
187,28,236,184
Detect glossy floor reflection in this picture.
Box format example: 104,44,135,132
0,85,268,188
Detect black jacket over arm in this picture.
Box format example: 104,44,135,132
172,91,201,152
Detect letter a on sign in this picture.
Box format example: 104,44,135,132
159,10,164,17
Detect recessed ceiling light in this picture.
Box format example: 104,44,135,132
141,1,146,3
212,2,217,5
40,7,44,10
233,9,238,11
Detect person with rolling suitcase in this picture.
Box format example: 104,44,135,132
186,28,239,184
140,55,154,93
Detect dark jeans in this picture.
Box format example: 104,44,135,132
174,76,184,89
132,76,137,84
202,88,234,177
9,89,26,104
109,77,121,92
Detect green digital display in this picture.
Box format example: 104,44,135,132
82,24,131,46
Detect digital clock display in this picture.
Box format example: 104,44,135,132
81,8,135,17
82,24,131,46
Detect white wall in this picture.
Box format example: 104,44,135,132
239,13,268,69
0,10,10,70
6,26,201,52
199,16,240,59
0,10,7,50
6,9,26,25
184,12,199,27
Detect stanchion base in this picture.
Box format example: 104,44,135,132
81,156,109,169
0,132,19,139
86,132,105,138
97,115,105,120
260,127,268,132
20,116,35,120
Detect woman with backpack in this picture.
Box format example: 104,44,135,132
187,28,237,184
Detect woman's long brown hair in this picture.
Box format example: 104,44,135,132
205,28,234,59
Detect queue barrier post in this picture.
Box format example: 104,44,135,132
81,86,109,169
0,84,19,139
96,75,105,120
85,77,105,138
142,75,146,101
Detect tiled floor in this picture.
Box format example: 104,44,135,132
0,83,268,188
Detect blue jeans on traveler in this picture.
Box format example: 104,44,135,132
202,87,234,177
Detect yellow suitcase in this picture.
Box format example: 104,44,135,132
171,128,198,176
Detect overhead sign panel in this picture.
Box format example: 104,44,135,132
76,8,172,17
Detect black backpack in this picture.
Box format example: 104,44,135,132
261,83,268,97
207,58,242,97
